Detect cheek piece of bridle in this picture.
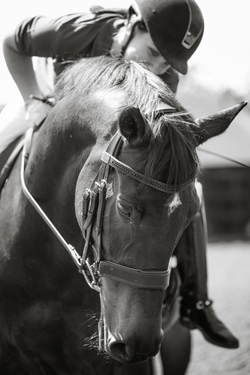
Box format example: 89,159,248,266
21,127,193,348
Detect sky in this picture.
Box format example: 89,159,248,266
0,0,250,104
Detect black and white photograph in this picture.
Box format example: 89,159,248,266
0,1,249,374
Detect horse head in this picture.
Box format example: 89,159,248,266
92,102,246,364
55,57,246,365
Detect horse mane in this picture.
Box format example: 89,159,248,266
55,56,200,186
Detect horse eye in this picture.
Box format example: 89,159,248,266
117,202,131,217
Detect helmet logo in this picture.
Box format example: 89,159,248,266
182,31,197,49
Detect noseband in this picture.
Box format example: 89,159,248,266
21,128,193,293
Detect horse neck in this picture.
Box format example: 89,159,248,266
28,120,92,194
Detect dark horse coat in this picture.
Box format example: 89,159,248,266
0,57,246,374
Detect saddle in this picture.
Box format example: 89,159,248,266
0,109,48,193
0,136,24,192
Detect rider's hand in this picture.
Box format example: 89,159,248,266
25,96,53,127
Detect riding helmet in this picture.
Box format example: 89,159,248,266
123,0,204,74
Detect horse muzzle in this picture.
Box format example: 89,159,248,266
106,328,164,364
96,258,169,364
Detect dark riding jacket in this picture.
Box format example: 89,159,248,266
14,7,179,93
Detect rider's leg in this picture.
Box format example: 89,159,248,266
0,58,54,155
0,96,53,156
175,182,239,349
0,100,28,154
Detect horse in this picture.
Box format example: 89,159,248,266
0,56,246,375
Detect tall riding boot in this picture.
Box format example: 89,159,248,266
175,182,239,349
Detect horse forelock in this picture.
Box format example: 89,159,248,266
55,56,200,186
140,113,200,187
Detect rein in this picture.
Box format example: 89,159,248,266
199,148,250,168
21,128,83,270
21,128,183,293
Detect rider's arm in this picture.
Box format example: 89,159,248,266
2,13,113,101
3,12,123,102
3,31,41,102
2,15,66,102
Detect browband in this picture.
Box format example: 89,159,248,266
101,151,193,193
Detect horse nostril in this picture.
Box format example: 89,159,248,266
108,341,149,364
109,342,133,363
107,329,164,364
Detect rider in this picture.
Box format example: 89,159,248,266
1,0,238,348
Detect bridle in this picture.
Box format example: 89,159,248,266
21,127,194,293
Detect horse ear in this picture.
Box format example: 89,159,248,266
194,101,247,145
118,107,148,147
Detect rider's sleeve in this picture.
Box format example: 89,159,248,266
14,12,122,60
159,68,179,94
